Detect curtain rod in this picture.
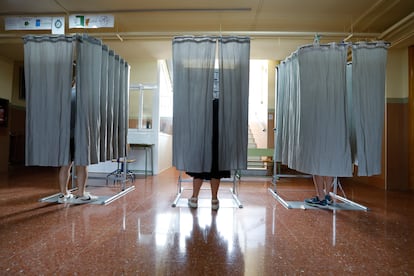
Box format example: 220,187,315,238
0,31,381,41
87,31,381,39
130,84,158,90
278,41,390,65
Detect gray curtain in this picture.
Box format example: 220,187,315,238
24,34,129,167
275,56,299,167
24,35,75,166
352,42,388,176
275,42,388,177
172,36,217,172
75,35,102,165
275,43,353,177
218,36,250,170
296,43,352,177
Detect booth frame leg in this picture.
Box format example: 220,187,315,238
268,187,292,209
171,171,243,208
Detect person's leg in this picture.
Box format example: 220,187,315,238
191,178,203,198
188,178,203,208
210,178,220,210
57,163,74,203
313,175,325,200
210,178,220,200
72,165,98,203
58,163,72,195
74,165,88,196
323,176,334,196
322,176,334,203
305,175,329,207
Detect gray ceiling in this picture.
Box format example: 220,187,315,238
0,0,413,61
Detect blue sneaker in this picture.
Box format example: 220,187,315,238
304,196,319,204
325,195,333,205
304,196,329,208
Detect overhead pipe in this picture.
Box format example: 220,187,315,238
378,11,414,39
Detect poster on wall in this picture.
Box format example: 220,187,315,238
5,17,53,30
69,14,114,29
0,98,9,128
52,17,65,34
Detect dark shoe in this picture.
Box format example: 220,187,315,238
325,195,333,205
305,196,329,208
304,196,319,204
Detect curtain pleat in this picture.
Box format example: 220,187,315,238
106,50,115,160
172,36,217,172
346,63,357,164
279,61,291,165
274,64,284,163
218,37,250,170
75,35,102,165
287,55,300,169
123,62,131,155
112,55,121,159
118,58,127,157
23,35,75,166
100,45,109,161
352,43,388,176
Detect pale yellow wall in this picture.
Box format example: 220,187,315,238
128,58,158,122
386,48,409,99
267,60,277,111
129,59,158,84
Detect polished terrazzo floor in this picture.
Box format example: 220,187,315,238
0,166,413,275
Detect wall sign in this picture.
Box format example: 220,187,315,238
5,17,53,30
69,14,114,29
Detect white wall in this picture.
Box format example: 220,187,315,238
158,133,172,173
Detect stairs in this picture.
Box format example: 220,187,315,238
243,127,271,176
247,128,264,169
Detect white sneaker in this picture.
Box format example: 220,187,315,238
57,193,73,204
71,192,98,204
188,197,198,208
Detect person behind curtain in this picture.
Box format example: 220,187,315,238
57,75,98,204
304,176,333,208
187,98,230,211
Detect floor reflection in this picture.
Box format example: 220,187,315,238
183,208,245,274
152,207,246,274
